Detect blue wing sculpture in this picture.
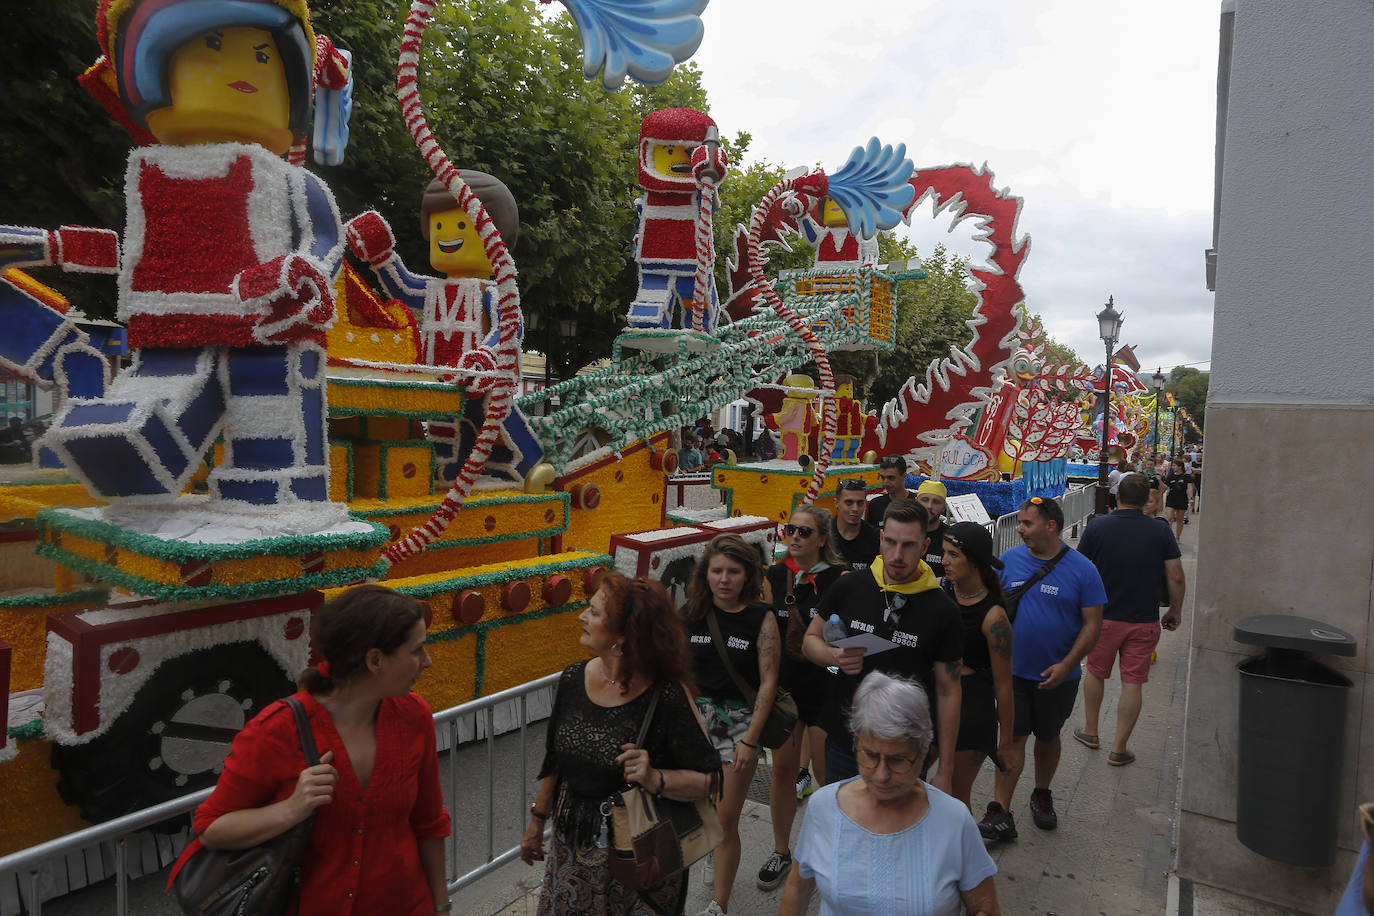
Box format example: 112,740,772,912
824,138,916,238
558,0,708,89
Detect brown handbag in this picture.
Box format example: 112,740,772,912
608,686,724,890
172,696,319,916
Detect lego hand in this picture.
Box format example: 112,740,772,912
453,346,499,393
691,144,729,183
345,210,396,267
791,171,829,204
236,255,335,345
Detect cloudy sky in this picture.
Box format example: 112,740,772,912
690,0,1220,373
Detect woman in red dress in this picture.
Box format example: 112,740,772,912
170,584,452,914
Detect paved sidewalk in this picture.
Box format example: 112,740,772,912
462,518,1202,916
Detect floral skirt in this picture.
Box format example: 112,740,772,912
536,829,688,916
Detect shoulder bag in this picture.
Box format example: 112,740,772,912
173,696,319,916
1002,545,1069,622
608,685,724,891
706,609,797,749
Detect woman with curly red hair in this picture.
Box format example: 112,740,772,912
521,573,721,915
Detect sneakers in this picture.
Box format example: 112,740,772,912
702,851,713,888
1072,728,1100,749
757,850,792,891
696,902,725,916
1029,787,1058,830
795,768,816,800
978,801,1018,843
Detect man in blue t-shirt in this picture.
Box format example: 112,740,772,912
978,496,1105,844
1074,473,1185,769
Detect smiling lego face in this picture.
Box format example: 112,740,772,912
821,197,848,228
649,142,695,180
428,206,491,278
144,27,293,154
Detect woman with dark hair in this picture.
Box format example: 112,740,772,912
170,584,451,914
520,574,720,915
757,505,845,891
941,522,1015,813
681,534,779,916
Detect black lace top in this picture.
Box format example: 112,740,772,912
538,661,722,848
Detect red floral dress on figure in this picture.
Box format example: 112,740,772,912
169,691,451,916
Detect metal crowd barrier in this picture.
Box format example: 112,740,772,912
987,482,1096,556
0,671,560,915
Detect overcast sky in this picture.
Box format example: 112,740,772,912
690,0,1220,373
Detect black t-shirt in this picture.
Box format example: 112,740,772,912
814,571,963,746
831,519,880,571
685,603,770,702
924,521,948,578
1077,508,1182,623
1164,472,1193,508
865,490,915,525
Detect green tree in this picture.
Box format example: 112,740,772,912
1014,303,1083,367
1168,366,1208,431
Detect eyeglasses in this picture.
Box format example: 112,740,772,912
879,457,907,470
838,479,867,490
855,746,920,775
782,524,815,538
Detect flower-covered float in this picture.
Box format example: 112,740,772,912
0,1,1040,903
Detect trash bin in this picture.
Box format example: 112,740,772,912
1234,614,1356,868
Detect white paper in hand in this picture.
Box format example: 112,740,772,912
832,632,899,656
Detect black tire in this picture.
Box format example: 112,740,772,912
52,642,295,826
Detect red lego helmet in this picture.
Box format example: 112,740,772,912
637,107,717,192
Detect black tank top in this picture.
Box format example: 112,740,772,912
956,591,1000,673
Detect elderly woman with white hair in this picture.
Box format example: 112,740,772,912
778,671,1001,916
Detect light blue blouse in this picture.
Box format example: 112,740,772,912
794,779,997,915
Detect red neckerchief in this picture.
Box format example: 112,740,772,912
783,555,818,594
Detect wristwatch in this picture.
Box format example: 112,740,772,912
436,903,453,912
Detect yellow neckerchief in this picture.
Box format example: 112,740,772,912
870,555,939,595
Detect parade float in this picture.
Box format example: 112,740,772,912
0,0,1038,899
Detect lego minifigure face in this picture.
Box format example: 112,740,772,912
144,27,293,154
821,197,848,228
649,142,695,181
837,379,854,400
428,207,492,278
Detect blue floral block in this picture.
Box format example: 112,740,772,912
45,344,330,505
1022,459,1069,499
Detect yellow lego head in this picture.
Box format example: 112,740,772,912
836,378,855,399
144,26,293,153
820,197,849,228
427,207,491,278
649,142,695,181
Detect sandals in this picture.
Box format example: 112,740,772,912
1072,729,1100,750
1108,750,1136,767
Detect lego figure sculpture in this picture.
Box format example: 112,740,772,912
346,173,542,483
799,196,880,269
627,107,729,333
0,0,352,514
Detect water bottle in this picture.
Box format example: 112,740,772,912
823,614,847,674
823,614,847,645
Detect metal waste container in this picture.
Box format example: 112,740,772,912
1234,614,1356,868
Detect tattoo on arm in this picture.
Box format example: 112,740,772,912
756,615,780,677
989,616,1013,658
943,659,962,681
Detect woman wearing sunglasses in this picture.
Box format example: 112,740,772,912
756,506,846,892
941,522,1015,812
779,671,1001,915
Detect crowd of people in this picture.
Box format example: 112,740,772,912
176,445,1197,915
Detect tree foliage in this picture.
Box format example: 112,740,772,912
1168,366,1208,431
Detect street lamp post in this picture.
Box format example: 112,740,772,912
1151,367,1165,467
1095,296,1124,517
